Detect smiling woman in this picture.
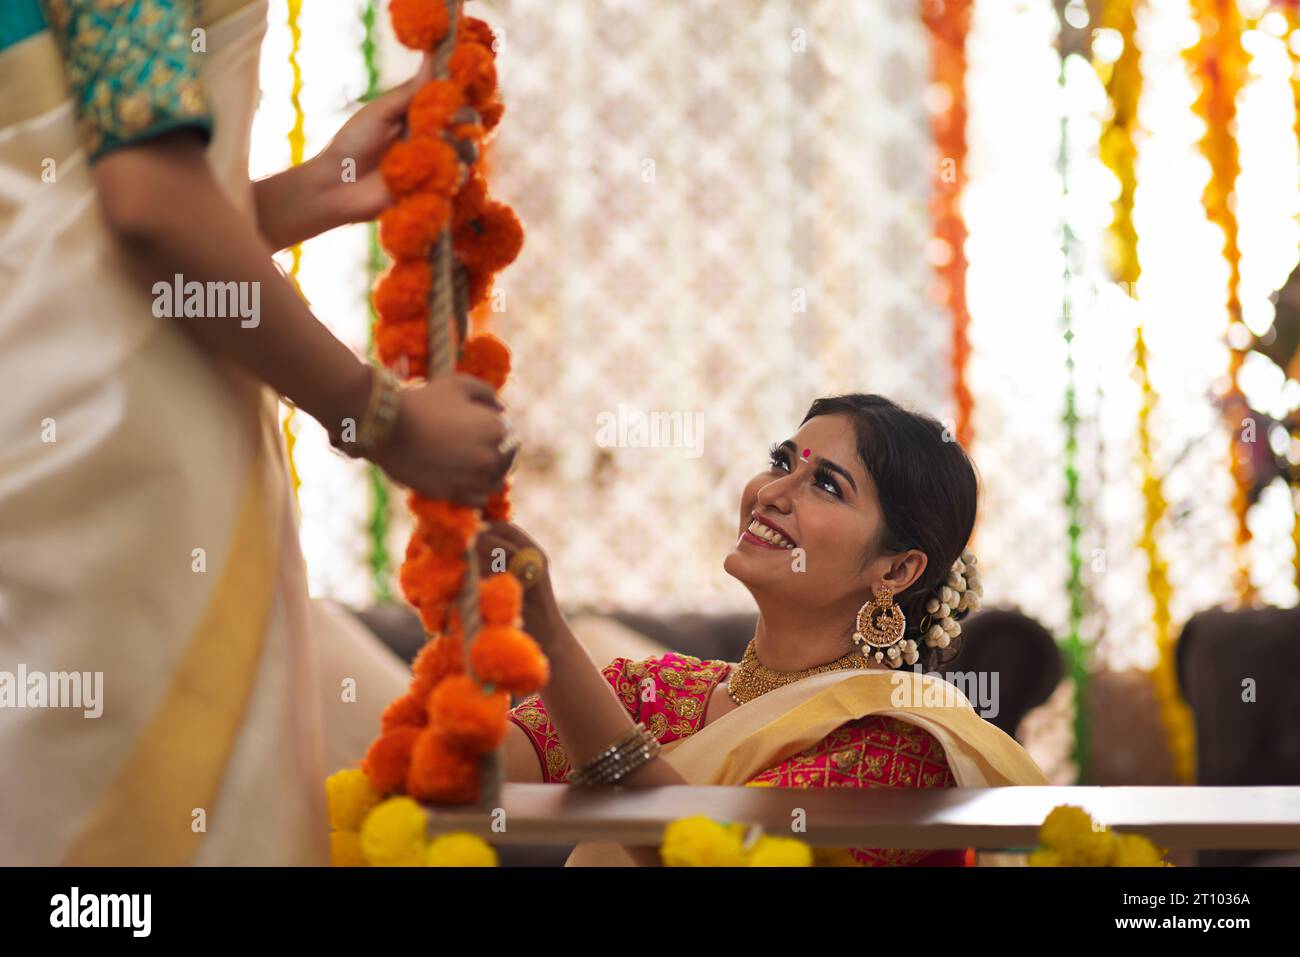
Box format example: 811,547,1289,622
482,393,1046,867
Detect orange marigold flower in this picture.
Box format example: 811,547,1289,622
479,97,505,131
427,674,510,752
479,572,522,627
379,191,451,260
457,332,511,390
399,537,466,617
409,632,466,703
409,494,480,556
361,724,421,794
409,80,465,137
470,625,549,696
389,0,450,51
454,201,524,274
450,41,497,106
465,266,495,312
416,599,454,636
406,727,479,803
374,318,428,374
453,171,489,227
380,692,428,732
483,480,512,521
372,259,432,326
380,136,461,199
459,16,498,56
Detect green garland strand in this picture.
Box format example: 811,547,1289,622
1056,23,1091,784
362,0,393,603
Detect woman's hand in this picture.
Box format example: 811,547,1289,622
369,373,516,508
473,520,562,642
316,55,436,226
252,57,435,249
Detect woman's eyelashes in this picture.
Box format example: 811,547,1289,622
814,467,842,498
767,444,842,498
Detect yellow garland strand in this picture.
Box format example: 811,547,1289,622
1096,0,1195,784
1185,0,1254,604
1137,330,1196,782
1286,9,1300,591
281,0,307,502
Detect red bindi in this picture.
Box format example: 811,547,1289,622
801,448,811,459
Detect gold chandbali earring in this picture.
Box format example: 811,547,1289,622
852,583,918,668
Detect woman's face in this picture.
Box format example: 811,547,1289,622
723,413,926,616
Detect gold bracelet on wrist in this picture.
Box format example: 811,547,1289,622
333,365,402,458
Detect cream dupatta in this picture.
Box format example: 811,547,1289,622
566,667,1048,866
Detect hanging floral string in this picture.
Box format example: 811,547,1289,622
1282,0,1300,590
921,0,974,448
1095,0,1195,784
328,4,546,855
361,0,394,602
281,0,306,502
1055,6,1090,784
1185,0,1255,604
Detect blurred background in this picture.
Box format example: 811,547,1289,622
252,0,1300,824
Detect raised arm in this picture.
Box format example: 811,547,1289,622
252,57,436,251
43,0,513,506
477,522,689,788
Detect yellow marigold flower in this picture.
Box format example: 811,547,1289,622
1028,847,1063,867
661,815,745,867
325,768,382,831
426,832,499,867
360,796,428,867
329,829,367,867
1112,833,1168,867
1039,805,1094,847
1040,805,1117,867
747,835,813,867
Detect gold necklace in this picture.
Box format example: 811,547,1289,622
725,638,869,705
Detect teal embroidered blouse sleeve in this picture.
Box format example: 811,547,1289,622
39,0,214,162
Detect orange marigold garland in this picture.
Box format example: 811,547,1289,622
339,1,545,842
1185,0,1255,603
922,0,974,449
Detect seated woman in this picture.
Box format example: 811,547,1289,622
481,393,1048,866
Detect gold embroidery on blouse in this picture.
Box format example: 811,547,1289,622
41,0,214,160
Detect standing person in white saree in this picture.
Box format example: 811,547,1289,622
0,0,514,865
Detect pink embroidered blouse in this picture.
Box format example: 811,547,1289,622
506,652,971,866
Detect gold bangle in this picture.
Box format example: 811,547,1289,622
334,366,402,458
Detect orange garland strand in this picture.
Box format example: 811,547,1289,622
358,1,545,806
1185,0,1255,603
922,0,974,449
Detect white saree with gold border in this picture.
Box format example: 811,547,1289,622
0,0,365,866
